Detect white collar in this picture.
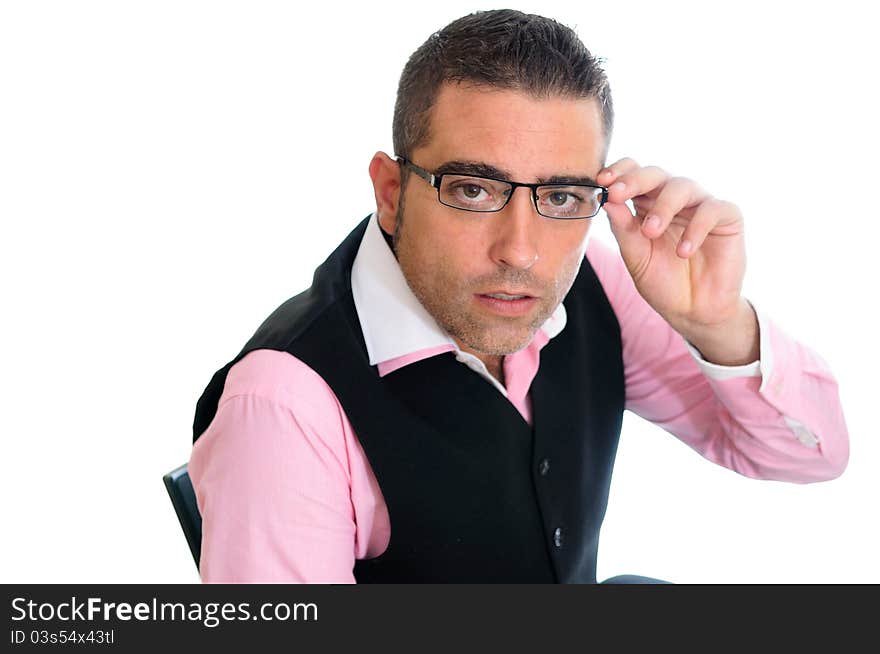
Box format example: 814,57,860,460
351,213,567,370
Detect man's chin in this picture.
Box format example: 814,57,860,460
454,324,538,357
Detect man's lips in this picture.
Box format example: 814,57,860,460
478,290,537,298
475,292,539,316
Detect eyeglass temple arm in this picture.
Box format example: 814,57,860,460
395,156,438,188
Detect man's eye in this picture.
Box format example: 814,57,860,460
549,192,571,206
451,182,490,201
461,184,484,199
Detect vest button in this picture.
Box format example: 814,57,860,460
553,527,563,548
539,458,550,476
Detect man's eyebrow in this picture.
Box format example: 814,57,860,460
434,160,513,180
537,174,601,186
434,160,600,186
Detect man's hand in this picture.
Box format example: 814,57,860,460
599,157,759,366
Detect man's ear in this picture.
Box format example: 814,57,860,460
368,152,401,236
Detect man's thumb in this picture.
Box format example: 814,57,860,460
603,202,646,255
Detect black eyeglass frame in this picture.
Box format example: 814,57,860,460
396,156,608,220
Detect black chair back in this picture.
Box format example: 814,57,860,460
162,463,202,569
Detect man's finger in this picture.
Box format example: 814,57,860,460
641,176,708,238
598,157,640,185
676,198,742,258
607,165,669,204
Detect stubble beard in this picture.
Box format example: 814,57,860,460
392,202,579,357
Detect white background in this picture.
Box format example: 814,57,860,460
1,0,877,583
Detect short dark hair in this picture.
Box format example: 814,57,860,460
392,9,614,162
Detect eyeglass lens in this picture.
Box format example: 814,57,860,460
439,174,602,219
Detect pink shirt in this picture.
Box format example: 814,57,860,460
189,214,849,583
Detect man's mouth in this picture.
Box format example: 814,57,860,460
475,291,539,316
482,292,531,300
479,289,537,300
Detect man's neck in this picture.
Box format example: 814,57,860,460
484,355,505,387
464,348,505,387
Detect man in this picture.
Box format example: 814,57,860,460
189,10,849,583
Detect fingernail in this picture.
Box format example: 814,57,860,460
646,215,661,231
679,239,692,254
611,181,626,193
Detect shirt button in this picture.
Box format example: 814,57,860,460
539,458,551,476
553,527,563,548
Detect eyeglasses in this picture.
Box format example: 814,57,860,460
396,156,608,220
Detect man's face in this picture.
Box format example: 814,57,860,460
386,83,606,359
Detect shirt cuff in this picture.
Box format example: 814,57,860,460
683,298,763,380
685,300,822,449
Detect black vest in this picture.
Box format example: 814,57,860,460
193,215,625,583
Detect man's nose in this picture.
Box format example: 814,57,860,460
487,187,540,270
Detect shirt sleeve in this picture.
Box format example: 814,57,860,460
188,349,390,583
585,236,849,483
